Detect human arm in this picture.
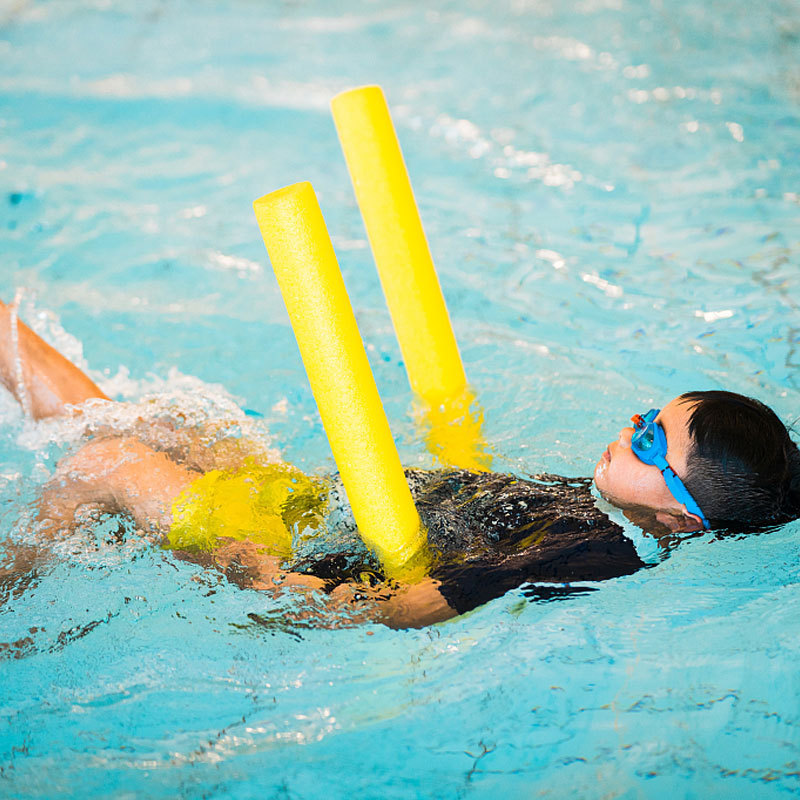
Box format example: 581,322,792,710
0,299,109,419
207,539,457,629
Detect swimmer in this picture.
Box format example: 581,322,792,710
1,298,799,628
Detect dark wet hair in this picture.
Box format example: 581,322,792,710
679,390,800,529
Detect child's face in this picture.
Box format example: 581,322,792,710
593,397,701,527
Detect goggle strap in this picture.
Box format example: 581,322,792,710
653,454,670,471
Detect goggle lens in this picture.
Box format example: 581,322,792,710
630,413,656,453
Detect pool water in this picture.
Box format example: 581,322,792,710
1,0,799,796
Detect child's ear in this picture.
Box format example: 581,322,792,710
654,510,704,533
678,509,705,532
654,511,683,532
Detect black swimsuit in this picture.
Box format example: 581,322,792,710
294,469,645,615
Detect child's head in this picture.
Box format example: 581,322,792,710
594,390,800,531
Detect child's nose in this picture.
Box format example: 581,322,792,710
618,426,634,448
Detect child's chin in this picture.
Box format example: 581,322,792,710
592,457,609,488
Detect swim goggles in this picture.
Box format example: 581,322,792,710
631,409,710,529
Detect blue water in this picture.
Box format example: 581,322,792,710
1,0,800,796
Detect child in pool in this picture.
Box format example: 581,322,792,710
1,299,799,627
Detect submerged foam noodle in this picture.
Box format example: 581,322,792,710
417,387,493,472
166,460,325,556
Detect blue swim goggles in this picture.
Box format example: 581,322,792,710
631,409,710,529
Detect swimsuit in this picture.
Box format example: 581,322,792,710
410,469,645,613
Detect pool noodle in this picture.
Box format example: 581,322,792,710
331,85,492,471
253,182,426,576
331,85,467,405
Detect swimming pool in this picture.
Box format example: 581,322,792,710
1,0,799,796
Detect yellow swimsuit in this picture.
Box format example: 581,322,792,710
166,460,326,557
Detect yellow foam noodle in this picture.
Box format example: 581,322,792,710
417,387,493,473
253,181,426,577
331,85,467,405
332,85,492,470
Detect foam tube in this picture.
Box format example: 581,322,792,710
253,181,425,576
331,85,467,405
332,85,491,471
